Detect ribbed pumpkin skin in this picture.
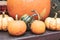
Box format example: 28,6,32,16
8,20,27,36
7,0,51,20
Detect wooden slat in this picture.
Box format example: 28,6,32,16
0,1,7,5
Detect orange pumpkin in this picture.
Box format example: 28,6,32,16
0,12,14,31
30,10,46,34
45,13,60,30
8,14,27,36
7,0,51,20
31,20,46,34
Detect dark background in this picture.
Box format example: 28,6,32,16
49,0,60,17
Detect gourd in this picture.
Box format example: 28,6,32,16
21,13,37,24
21,13,37,30
45,13,60,30
0,12,14,31
8,14,27,36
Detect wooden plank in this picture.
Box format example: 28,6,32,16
0,30,60,40
0,1,7,5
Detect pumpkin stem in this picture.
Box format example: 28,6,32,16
31,10,41,20
54,12,58,19
2,12,5,18
2,10,6,18
15,14,18,20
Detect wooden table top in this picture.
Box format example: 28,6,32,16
0,30,60,40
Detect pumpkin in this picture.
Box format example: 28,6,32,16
8,14,27,36
30,10,46,34
45,13,60,30
7,0,51,20
0,12,14,31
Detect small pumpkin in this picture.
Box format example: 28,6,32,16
45,13,60,30
0,11,14,31
8,14,27,36
30,10,46,34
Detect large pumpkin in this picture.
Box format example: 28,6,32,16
7,0,51,20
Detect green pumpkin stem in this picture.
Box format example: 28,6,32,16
15,14,18,20
54,12,58,19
